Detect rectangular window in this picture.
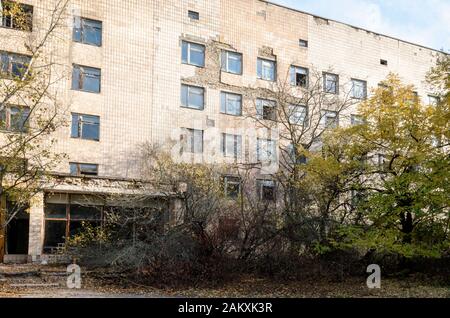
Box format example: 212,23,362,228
321,110,338,128
181,128,203,154
181,41,205,67
0,1,33,31
428,95,440,106
221,50,242,74
288,105,307,125
71,113,100,141
220,92,242,116
257,179,276,201
0,51,31,79
257,58,276,81
256,98,277,121
181,84,204,110
72,64,101,93
69,163,99,176
221,133,242,159
287,144,308,165
224,176,241,199
188,10,199,20
73,17,102,46
0,105,29,132
257,138,277,162
44,193,103,253
324,73,339,94
299,39,308,48
351,114,364,126
352,79,367,99
290,66,308,88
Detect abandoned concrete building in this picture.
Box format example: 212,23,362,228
0,0,445,263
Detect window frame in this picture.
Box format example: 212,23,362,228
69,162,99,176
221,133,242,159
181,84,205,110
321,110,339,128
256,98,277,121
323,72,339,94
181,128,204,154
73,16,103,47
0,104,30,132
0,51,32,79
71,64,101,93
290,65,309,88
223,176,241,199
288,104,308,126
220,91,242,116
71,113,100,141
181,41,205,67
188,10,199,20
257,58,276,82
221,50,243,75
257,179,276,202
351,79,367,100
257,138,277,163
0,1,33,31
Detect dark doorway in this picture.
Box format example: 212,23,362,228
6,202,29,255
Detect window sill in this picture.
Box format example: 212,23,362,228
181,62,205,68
180,105,205,111
220,112,242,117
71,137,100,142
71,88,101,94
73,40,102,48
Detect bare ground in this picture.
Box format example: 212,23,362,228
0,264,448,298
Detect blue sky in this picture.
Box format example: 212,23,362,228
271,0,450,52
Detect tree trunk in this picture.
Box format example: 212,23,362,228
0,190,5,263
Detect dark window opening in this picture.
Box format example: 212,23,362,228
0,51,32,79
224,176,241,199
258,180,276,201
380,59,388,66
299,39,308,47
5,200,29,255
188,10,199,20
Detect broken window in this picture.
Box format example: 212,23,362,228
0,51,31,79
257,138,277,163
290,66,308,88
181,128,203,154
256,98,277,121
73,16,102,46
0,104,30,132
257,58,276,81
257,179,276,201
181,41,205,67
181,84,204,110
221,50,242,74
221,133,242,159
72,64,101,93
69,163,99,176
321,110,338,128
351,79,367,99
220,91,242,116
324,73,339,94
0,1,33,31
288,105,307,125
223,176,241,199
71,113,100,141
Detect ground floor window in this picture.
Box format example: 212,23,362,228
43,193,103,254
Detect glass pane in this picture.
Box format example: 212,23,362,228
226,135,235,157
79,164,98,175
70,205,102,220
69,220,101,237
44,220,66,249
45,203,67,219
82,121,99,140
181,85,188,106
83,19,102,46
188,87,204,109
189,44,204,67
72,67,81,90
73,17,82,42
70,163,78,175
228,53,241,73
83,70,100,92
193,130,203,153
181,42,188,63
71,114,80,137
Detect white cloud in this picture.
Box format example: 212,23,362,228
271,0,450,51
